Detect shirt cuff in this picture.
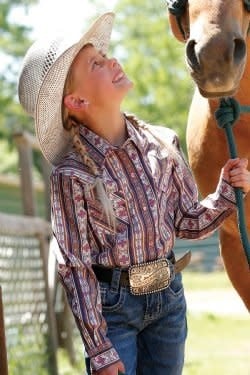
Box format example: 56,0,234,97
90,347,120,372
216,178,237,207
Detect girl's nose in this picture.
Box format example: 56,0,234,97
109,57,118,68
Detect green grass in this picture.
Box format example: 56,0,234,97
182,270,232,290
182,271,250,374
184,313,250,375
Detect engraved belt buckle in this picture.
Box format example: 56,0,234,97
128,259,174,295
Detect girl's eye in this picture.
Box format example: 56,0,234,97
93,57,105,68
92,54,107,69
92,60,101,69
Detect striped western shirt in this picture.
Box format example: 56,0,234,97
51,118,236,371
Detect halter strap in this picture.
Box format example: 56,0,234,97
166,0,188,40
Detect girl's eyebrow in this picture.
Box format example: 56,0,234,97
87,50,106,66
88,56,95,65
87,55,99,68
88,51,102,65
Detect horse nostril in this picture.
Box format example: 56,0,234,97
186,39,200,70
234,38,246,65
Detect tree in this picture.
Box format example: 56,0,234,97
0,0,37,140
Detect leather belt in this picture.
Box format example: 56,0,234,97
92,251,191,290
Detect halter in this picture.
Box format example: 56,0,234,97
166,0,250,40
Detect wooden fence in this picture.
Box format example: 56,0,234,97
0,213,58,374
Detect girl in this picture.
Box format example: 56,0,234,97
18,12,250,375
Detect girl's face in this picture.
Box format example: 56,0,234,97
67,44,133,110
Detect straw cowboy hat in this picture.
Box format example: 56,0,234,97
18,12,115,165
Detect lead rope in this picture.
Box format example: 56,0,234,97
215,98,250,267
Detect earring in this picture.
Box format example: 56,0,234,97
81,99,90,105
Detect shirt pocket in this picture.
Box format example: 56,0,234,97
84,185,129,247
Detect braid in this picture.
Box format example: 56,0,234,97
70,126,99,175
68,124,116,229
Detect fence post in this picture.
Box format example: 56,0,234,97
39,234,59,375
0,286,8,375
13,132,37,216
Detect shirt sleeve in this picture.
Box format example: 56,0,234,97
50,170,120,372
171,140,236,239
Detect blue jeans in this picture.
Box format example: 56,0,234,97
86,271,187,375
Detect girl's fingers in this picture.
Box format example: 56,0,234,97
241,158,248,169
222,158,241,181
229,158,248,176
222,158,250,193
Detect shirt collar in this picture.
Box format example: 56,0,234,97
77,116,148,168
125,118,148,152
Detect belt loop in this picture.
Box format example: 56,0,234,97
110,268,121,292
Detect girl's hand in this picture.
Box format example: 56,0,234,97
221,158,250,194
92,360,125,375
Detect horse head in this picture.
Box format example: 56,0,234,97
167,0,250,98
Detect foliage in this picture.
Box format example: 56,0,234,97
7,325,49,375
0,139,19,174
0,0,37,141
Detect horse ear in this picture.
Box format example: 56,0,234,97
168,13,186,42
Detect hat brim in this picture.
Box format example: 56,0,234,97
35,12,115,165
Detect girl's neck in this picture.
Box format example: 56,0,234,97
85,111,127,146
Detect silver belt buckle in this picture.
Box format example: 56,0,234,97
128,259,173,295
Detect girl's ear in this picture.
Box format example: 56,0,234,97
64,94,89,111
